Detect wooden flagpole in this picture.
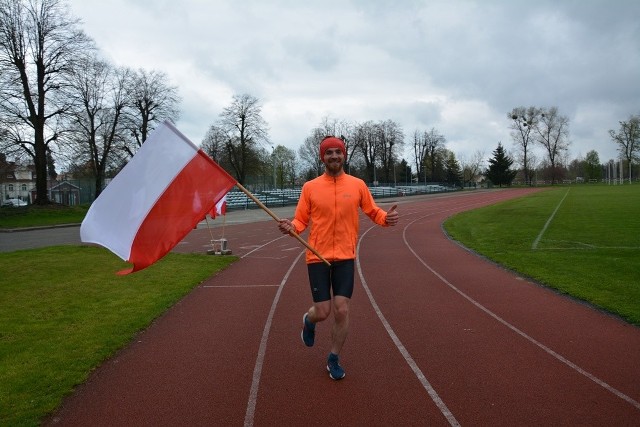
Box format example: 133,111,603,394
234,182,330,266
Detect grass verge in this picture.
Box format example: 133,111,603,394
444,184,640,326
0,204,89,229
0,246,236,426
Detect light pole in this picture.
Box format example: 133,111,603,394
422,143,427,186
373,161,377,186
393,162,396,186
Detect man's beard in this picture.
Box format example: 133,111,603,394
325,160,343,174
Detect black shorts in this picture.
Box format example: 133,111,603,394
307,259,355,303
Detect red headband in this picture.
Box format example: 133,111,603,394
319,137,346,160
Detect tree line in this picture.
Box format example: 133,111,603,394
508,107,639,185
0,0,180,203
2,0,638,205
199,96,477,190
202,97,638,190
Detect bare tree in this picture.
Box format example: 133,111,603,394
64,56,130,197
533,107,570,185
318,116,351,142
416,128,446,182
412,130,427,183
354,121,380,183
201,124,228,164
122,68,180,156
508,106,539,185
609,114,640,183
317,116,359,173
376,119,404,183
298,127,326,177
217,93,269,184
0,0,93,203
459,149,485,187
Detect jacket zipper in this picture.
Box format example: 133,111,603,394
332,176,337,261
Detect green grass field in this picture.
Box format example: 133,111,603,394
0,246,236,426
0,204,89,229
444,184,640,325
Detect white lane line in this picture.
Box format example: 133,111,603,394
403,215,640,412
243,250,305,427
352,192,509,425
202,285,280,288
357,227,461,427
241,235,287,259
532,189,570,250
242,192,527,426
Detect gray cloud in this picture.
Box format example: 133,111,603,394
69,0,640,163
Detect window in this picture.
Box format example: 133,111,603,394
8,184,14,191
21,184,27,191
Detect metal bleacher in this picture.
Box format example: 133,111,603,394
226,188,302,210
225,184,456,211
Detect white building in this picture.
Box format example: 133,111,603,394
1,162,36,204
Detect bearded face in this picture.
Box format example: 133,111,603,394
323,147,345,176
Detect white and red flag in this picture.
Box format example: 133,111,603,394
80,120,237,274
210,194,227,219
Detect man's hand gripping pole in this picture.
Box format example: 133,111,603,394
234,183,331,266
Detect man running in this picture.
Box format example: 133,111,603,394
278,135,399,380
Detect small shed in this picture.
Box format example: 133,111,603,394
50,181,81,206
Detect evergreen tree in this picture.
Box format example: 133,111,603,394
486,143,517,187
444,151,462,187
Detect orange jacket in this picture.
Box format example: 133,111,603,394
291,172,389,264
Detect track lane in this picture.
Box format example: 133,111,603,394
357,190,640,425
251,257,454,426
405,193,640,407
47,190,640,426
48,231,306,426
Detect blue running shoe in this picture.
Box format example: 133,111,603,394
301,313,315,347
327,353,345,380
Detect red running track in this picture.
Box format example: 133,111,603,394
47,189,640,426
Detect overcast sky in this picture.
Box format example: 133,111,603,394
67,0,639,167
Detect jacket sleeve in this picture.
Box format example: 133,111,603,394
360,182,388,227
291,185,311,233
